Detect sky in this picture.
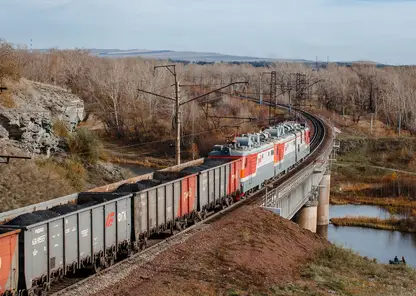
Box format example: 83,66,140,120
1,0,415,65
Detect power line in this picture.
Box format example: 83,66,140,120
137,67,248,165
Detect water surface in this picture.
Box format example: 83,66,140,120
329,204,406,219
323,205,416,268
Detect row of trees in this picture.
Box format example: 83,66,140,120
2,39,416,149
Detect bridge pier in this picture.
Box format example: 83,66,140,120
317,174,331,226
317,225,328,238
295,201,318,233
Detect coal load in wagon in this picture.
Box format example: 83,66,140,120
153,171,192,182
181,159,232,174
49,204,88,215
4,210,61,227
115,179,163,193
77,192,130,205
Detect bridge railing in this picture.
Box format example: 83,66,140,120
260,115,335,219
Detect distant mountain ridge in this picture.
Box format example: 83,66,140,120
38,48,384,66
90,48,312,63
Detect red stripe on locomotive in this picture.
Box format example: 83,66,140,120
240,154,258,179
227,159,242,195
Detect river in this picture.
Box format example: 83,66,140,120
321,205,416,268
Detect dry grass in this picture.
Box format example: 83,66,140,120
108,156,166,169
53,120,70,138
331,195,416,212
0,157,75,212
64,158,86,190
274,245,416,296
331,216,416,233
68,128,102,164
0,90,16,108
37,157,86,191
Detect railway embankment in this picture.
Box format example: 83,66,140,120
63,206,416,296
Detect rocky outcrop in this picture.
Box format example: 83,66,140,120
0,79,85,154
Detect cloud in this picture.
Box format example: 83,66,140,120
1,0,415,64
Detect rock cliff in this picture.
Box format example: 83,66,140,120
0,79,84,155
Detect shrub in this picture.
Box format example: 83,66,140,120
68,128,102,163
53,120,70,138
64,157,86,190
0,39,21,81
0,91,16,108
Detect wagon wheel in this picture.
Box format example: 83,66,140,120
72,262,77,274
128,248,135,257
225,198,230,207
42,282,51,292
58,268,64,281
220,202,226,210
140,238,148,251
108,255,115,267
202,209,208,220
175,222,183,231
93,260,102,273
196,211,203,222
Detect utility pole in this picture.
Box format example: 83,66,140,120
175,80,181,165
138,65,247,166
259,71,271,105
270,71,277,125
153,64,181,165
191,104,195,160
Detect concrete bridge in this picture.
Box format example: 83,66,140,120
261,117,338,233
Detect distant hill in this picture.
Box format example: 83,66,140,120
37,48,385,67
90,48,310,63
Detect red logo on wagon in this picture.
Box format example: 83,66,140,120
105,212,115,227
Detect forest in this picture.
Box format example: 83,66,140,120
1,38,416,150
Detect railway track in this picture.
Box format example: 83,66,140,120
51,105,330,296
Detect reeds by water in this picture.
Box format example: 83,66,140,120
331,216,416,233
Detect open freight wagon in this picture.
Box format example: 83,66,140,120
114,158,242,248
0,192,133,296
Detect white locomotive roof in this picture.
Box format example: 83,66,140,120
208,121,308,157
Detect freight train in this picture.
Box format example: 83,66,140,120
0,121,310,296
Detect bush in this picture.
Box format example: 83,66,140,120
64,157,86,190
68,128,103,163
0,39,21,81
53,120,70,138
0,91,16,108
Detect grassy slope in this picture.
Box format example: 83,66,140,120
272,246,416,296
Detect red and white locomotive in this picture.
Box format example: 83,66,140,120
208,121,310,194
